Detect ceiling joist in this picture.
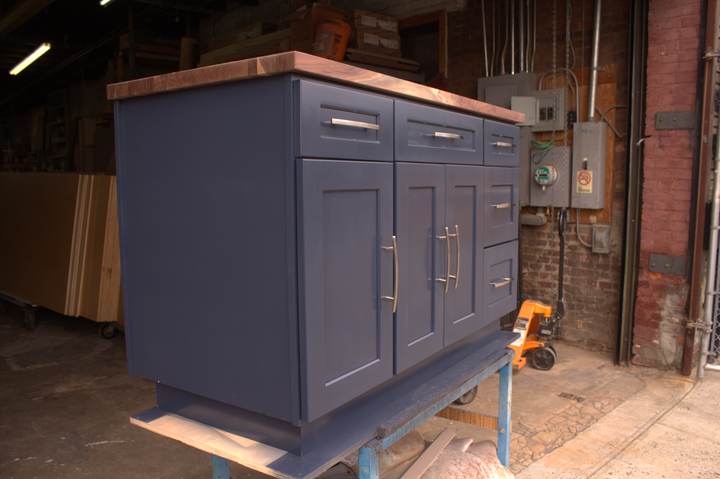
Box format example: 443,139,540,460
0,0,57,39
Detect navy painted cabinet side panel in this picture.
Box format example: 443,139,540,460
297,159,394,422
115,77,295,422
444,165,486,345
394,162,445,374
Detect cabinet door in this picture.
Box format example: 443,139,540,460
484,167,520,247
444,166,486,346
483,240,519,323
394,162,445,374
297,159,394,422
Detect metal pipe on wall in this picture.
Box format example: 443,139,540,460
587,0,602,121
501,0,508,75
531,0,537,71
511,0,515,74
519,0,524,72
699,124,720,378
526,0,531,71
482,0,489,77
491,0,496,76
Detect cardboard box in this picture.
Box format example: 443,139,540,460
352,9,398,33
353,26,401,57
290,4,350,54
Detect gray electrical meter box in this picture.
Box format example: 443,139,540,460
571,121,607,209
529,146,572,208
531,89,566,132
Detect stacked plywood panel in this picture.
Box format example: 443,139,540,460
0,173,123,325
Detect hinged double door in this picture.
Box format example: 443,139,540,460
394,163,486,374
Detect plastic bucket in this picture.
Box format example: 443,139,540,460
312,19,351,60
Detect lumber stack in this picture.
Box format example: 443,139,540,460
0,173,123,325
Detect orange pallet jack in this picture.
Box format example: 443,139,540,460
508,300,558,370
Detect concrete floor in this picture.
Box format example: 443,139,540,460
1,305,717,478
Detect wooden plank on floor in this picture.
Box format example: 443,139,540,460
435,406,499,430
399,428,455,479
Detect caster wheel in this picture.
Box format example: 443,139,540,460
98,323,117,339
531,347,556,371
454,386,478,405
24,309,37,331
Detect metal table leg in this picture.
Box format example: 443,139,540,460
358,441,380,479
497,362,512,467
212,453,230,479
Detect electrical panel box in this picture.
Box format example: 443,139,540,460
529,146,572,208
511,96,537,126
531,89,566,132
571,121,607,209
478,74,538,208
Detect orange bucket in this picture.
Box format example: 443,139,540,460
312,19,351,60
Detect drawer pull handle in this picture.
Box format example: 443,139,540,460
451,225,459,289
492,203,516,209
328,118,380,131
432,132,463,140
381,236,398,313
491,277,514,288
437,227,457,293
491,141,516,148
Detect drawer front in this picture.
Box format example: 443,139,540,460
484,167,519,247
484,120,519,166
483,241,518,324
295,80,393,161
395,100,483,165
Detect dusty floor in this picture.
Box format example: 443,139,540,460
0,305,715,478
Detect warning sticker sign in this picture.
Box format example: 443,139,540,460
577,170,593,194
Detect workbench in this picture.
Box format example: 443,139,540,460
132,345,515,479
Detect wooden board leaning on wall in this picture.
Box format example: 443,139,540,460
531,63,619,225
0,173,122,324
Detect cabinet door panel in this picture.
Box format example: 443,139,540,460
295,80,393,161
298,159,394,422
444,166,485,346
484,167,520,247
484,120,519,166
395,162,445,374
395,100,483,165
483,241,519,323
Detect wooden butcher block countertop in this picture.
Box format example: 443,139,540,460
106,51,524,124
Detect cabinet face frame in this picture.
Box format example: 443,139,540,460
296,159,395,422
394,162,446,374
443,165,486,345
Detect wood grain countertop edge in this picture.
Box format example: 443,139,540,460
106,51,524,124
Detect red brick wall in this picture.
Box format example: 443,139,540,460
447,0,631,351
634,0,702,368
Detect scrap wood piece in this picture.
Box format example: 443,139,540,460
422,440,515,479
435,407,499,431
399,428,455,479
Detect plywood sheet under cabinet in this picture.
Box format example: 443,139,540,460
0,173,81,314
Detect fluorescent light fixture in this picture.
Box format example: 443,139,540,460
9,43,51,75
100,0,115,6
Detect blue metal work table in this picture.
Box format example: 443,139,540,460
131,341,515,479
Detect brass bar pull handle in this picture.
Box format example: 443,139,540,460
444,227,452,293
328,118,380,130
453,225,460,289
491,277,515,288
432,132,463,140
491,141,517,148
381,236,398,313
492,203,516,209
436,229,450,293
